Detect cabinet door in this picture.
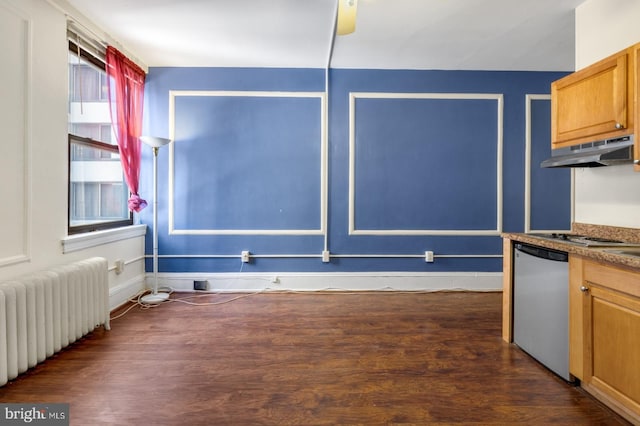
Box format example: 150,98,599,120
634,44,640,172
551,50,629,148
582,262,640,422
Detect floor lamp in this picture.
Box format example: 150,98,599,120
140,136,172,304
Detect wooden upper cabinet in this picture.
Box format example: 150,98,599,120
551,48,633,149
634,44,640,172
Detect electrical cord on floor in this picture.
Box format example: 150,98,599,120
168,289,266,306
109,287,265,321
110,285,498,321
109,290,147,321
109,287,176,321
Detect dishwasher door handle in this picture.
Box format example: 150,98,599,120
514,243,568,262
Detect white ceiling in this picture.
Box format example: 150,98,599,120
62,0,586,71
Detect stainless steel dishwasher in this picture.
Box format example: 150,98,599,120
513,242,571,381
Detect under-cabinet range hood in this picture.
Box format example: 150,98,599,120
541,135,634,168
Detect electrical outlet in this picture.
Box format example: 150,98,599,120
322,250,330,263
114,259,124,275
194,280,208,291
241,251,250,263
425,251,434,263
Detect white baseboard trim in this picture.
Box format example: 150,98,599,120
148,271,503,293
109,274,146,310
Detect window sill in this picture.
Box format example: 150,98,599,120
62,224,147,254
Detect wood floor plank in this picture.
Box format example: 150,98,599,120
0,291,630,425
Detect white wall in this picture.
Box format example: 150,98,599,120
0,0,146,309
573,0,640,228
576,0,640,69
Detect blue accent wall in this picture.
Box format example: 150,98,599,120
353,96,498,231
529,98,572,231
141,67,570,273
172,94,322,231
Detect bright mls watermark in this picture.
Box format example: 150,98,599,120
0,404,69,425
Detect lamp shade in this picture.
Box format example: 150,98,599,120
337,0,358,35
140,136,172,148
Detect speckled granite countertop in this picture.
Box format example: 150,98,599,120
502,223,640,271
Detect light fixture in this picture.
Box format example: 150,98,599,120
140,136,172,304
336,0,358,35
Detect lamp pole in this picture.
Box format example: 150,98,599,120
140,137,172,304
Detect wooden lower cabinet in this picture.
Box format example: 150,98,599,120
577,258,640,423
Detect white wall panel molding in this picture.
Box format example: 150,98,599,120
348,92,503,236
0,2,32,267
168,90,327,236
148,271,502,293
524,94,574,233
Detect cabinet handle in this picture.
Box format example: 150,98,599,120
580,286,589,293
615,123,624,129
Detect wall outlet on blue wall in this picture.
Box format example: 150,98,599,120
425,251,434,263
241,251,250,263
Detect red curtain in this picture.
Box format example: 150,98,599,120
106,46,147,212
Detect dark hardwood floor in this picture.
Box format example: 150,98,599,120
0,291,629,425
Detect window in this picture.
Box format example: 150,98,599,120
69,66,109,102
70,123,112,144
68,135,130,232
68,38,132,234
